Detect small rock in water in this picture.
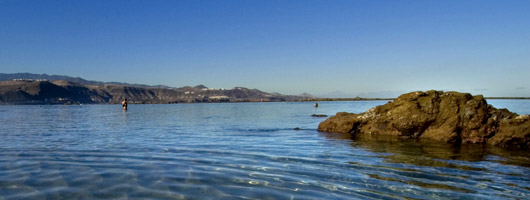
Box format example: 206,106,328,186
311,114,328,117
294,127,301,130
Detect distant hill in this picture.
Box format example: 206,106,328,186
0,73,167,88
0,73,308,104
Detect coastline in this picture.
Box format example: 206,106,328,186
2,97,530,105
304,97,530,102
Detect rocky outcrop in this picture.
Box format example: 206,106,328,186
318,90,530,149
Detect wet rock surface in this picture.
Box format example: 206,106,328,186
318,90,530,149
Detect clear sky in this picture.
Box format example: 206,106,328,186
1,0,529,97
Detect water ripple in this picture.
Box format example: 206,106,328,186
1,103,529,199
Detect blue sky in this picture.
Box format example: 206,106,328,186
1,0,529,97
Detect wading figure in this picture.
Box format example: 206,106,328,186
314,102,318,107
122,98,128,110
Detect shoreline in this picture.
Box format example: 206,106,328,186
2,97,530,105
304,97,530,102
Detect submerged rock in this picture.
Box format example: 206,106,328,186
318,90,530,149
311,114,328,117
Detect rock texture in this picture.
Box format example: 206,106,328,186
318,90,530,149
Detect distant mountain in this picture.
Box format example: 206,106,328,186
298,93,314,98
0,73,306,104
0,73,100,85
194,85,208,89
0,73,169,88
319,91,353,98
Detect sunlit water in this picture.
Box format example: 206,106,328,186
0,100,529,199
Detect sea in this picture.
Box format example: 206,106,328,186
0,100,529,199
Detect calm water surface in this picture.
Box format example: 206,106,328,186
0,100,529,199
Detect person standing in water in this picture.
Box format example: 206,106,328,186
314,102,318,107
122,98,128,110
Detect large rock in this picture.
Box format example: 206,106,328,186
318,90,530,149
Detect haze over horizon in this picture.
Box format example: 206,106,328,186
1,0,529,98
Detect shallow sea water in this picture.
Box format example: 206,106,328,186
0,100,529,199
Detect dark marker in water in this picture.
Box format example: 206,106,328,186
122,98,128,110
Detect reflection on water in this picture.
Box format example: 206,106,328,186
321,132,530,199
0,101,529,199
